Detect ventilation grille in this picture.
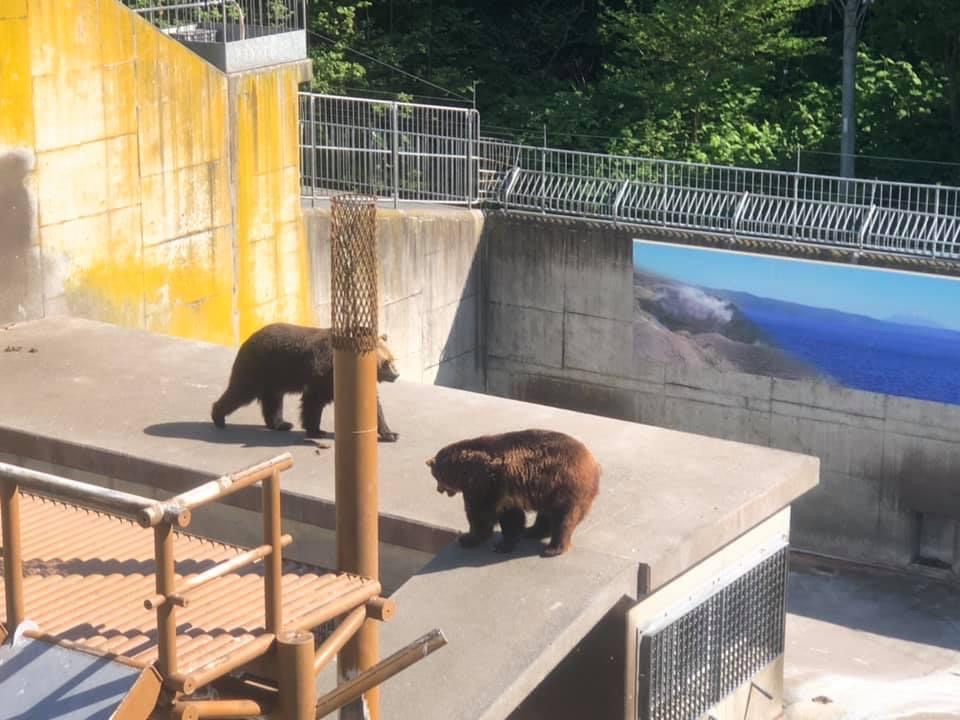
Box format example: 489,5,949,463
638,544,788,720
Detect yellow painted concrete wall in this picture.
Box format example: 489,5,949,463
232,65,311,342
0,0,310,346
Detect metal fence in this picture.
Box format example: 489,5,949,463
481,139,960,259
300,93,479,206
299,94,960,260
125,0,304,42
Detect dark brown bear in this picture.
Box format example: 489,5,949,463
425,429,600,557
211,323,400,442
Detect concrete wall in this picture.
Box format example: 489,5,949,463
482,212,960,575
304,204,486,391
0,0,310,345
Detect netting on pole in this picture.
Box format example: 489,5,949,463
330,194,379,353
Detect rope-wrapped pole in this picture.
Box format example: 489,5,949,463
330,194,381,720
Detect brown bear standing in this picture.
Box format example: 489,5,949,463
426,429,600,557
211,323,400,441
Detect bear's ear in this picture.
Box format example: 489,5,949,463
380,333,388,342
425,457,435,467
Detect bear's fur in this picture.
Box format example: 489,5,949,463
211,323,400,442
426,429,600,557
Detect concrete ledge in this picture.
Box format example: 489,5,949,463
0,317,819,719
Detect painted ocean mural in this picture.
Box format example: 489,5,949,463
633,240,960,405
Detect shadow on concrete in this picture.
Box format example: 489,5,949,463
0,151,37,324
787,559,960,653
414,537,550,574
143,421,321,449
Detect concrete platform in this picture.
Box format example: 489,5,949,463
784,557,960,720
0,317,819,719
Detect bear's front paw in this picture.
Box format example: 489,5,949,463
541,545,569,558
379,431,399,443
272,421,293,432
305,429,327,439
458,533,486,548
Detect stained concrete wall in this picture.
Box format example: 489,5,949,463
0,0,310,346
482,212,960,575
303,203,486,391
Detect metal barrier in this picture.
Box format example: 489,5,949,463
299,93,479,207
124,0,304,42
479,139,960,259
298,93,960,260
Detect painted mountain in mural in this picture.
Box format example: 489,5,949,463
633,269,821,380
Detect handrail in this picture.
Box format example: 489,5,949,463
143,534,294,610
0,462,178,528
152,452,294,526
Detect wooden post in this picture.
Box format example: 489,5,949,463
329,193,382,720
334,348,380,720
263,468,283,634
153,522,177,678
1,480,24,635
278,630,317,720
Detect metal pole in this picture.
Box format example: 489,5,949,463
330,194,381,720
154,522,177,678
391,104,399,209
263,468,283,634
278,630,317,720
1,481,24,635
541,124,547,214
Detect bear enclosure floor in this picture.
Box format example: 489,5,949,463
0,317,818,720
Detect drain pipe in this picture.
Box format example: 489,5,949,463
330,194,382,720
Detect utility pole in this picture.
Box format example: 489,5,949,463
834,0,874,178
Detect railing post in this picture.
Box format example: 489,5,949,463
541,126,547,215
310,94,318,209
391,103,400,209
502,167,521,211
612,179,630,226
933,184,942,258
277,630,316,720
732,191,750,240
792,171,800,241
660,164,668,226
858,204,877,251
263,468,283,634
154,522,177,678
1,480,24,637
467,111,476,208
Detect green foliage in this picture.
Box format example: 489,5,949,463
299,0,960,182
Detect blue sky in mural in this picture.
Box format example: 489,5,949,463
633,240,960,332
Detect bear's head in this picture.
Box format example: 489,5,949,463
425,455,460,496
425,446,500,497
376,334,400,383
427,450,460,497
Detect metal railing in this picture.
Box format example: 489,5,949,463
300,93,479,207
299,93,960,260
124,0,304,43
479,139,960,259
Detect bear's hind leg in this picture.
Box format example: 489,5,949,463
494,507,526,553
300,384,329,439
260,390,293,431
211,383,257,428
523,512,552,539
543,505,586,558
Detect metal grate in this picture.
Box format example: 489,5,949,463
638,544,788,720
329,194,379,353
